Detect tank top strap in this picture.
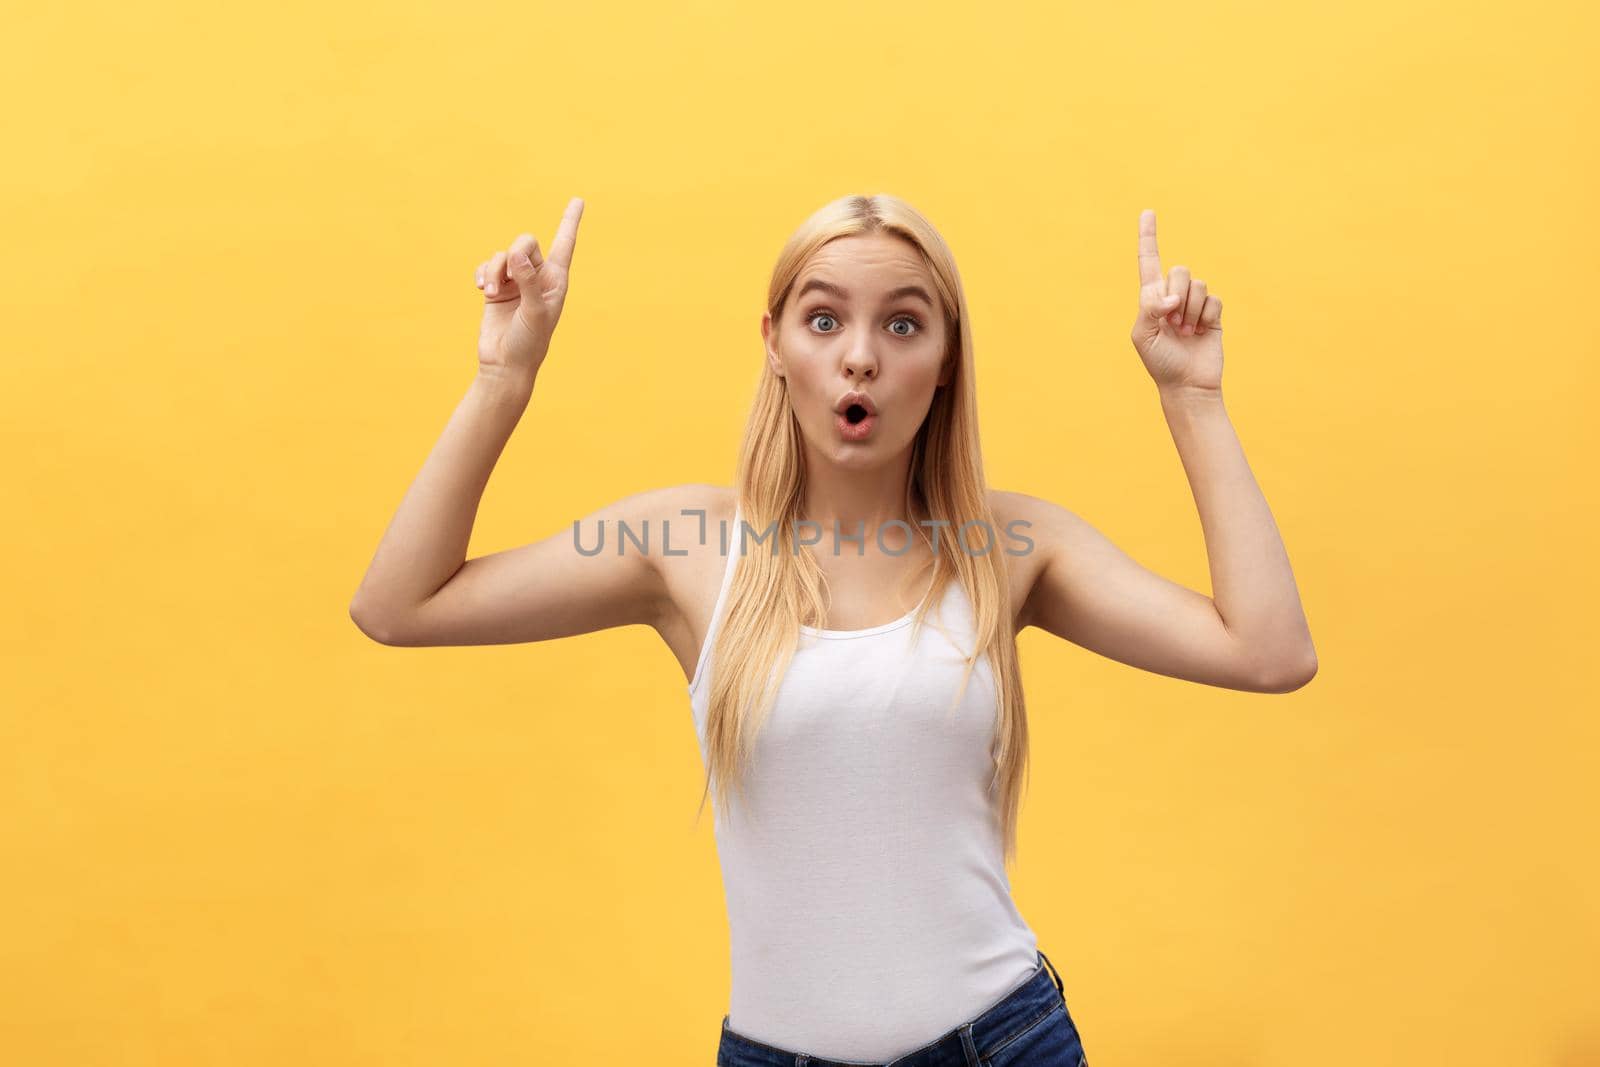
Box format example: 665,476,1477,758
688,502,742,695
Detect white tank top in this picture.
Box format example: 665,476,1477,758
687,506,1040,1062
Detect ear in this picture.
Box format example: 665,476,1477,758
936,346,954,388
761,311,784,379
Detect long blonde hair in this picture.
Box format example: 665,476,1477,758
695,193,1032,866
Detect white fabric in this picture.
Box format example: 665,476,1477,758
688,506,1040,1062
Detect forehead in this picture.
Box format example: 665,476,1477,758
795,233,932,292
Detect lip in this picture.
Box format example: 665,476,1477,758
833,391,879,417
835,409,878,442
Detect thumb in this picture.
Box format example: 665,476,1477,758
1133,291,1180,350
508,246,541,289
1147,292,1181,322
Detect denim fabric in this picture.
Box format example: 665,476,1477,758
716,949,1088,1067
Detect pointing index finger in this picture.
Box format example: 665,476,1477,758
545,197,585,270
1138,208,1162,287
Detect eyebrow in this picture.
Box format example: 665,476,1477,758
797,277,934,309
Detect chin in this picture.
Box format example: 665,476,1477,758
824,437,903,467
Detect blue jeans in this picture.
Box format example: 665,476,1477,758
716,949,1089,1067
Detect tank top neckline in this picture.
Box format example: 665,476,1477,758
798,565,938,639
728,502,940,639
687,503,943,695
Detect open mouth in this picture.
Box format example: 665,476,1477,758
835,404,877,441
834,391,878,440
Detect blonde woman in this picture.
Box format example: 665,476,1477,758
350,194,1317,1067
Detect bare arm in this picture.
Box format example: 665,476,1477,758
1156,386,1316,687
1015,209,1316,694
346,360,677,647
350,465,676,647
1012,393,1317,693
347,200,676,647
349,369,533,642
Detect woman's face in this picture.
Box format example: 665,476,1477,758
762,233,952,468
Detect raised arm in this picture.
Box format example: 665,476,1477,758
348,198,679,647
1011,209,1316,694
1011,491,1311,693
352,484,680,648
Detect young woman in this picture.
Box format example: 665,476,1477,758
350,194,1317,1067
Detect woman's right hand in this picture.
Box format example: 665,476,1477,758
474,197,585,378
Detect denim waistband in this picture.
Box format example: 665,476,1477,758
717,949,1071,1067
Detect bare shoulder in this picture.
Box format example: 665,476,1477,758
642,484,737,684
565,480,734,614
608,482,733,581
641,483,737,567
988,487,1092,542
985,488,1079,632
986,487,1033,526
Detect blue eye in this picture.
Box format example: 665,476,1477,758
806,310,922,337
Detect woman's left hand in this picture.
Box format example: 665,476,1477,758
1130,209,1224,393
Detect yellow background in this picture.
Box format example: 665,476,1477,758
4,1,1596,1064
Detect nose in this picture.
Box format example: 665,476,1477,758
841,336,877,381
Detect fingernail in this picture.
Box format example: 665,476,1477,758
1181,324,1193,335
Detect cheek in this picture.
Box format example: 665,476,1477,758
782,360,827,403
913,347,950,391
